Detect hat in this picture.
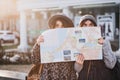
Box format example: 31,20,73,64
48,14,74,28
79,14,97,26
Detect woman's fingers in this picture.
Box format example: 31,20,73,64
76,54,84,65
98,37,104,45
36,35,44,45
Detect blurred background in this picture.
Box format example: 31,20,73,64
0,0,119,79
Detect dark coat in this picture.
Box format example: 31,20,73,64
78,60,117,80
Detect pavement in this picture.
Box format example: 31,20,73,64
0,64,32,73
0,64,32,80
0,70,27,80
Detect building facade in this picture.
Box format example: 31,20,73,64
17,0,120,52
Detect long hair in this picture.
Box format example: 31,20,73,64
50,18,74,29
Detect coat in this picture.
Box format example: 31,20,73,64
78,60,117,80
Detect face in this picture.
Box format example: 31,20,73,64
82,20,95,27
55,20,64,28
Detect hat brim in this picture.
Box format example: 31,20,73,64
48,14,74,28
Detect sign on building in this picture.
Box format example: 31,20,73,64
97,13,115,41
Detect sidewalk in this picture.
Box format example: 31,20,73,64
0,64,31,73
0,64,32,80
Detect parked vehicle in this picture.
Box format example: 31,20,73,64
0,30,15,44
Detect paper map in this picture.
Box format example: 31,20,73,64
40,27,102,63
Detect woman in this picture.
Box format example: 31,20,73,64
30,14,77,80
74,14,117,80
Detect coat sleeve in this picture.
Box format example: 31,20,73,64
31,42,41,64
103,39,117,69
74,62,83,73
